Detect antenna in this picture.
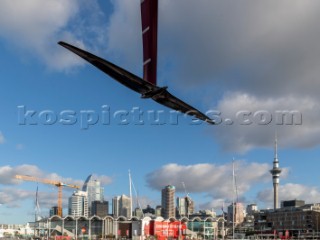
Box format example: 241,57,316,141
270,133,282,209
275,131,278,160
233,162,239,203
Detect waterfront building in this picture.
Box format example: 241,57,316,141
189,209,216,219
161,185,175,219
91,200,109,217
0,223,34,238
68,190,89,217
112,194,132,218
254,201,320,237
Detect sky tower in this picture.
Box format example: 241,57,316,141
270,135,282,209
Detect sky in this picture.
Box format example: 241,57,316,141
1,0,320,224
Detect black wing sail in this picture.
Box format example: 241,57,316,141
58,41,214,124
59,41,156,95
152,90,214,124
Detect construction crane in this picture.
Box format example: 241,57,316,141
181,181,189,197
15,175,80,217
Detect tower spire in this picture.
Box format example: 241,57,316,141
274,131,278,161
270,133,282,210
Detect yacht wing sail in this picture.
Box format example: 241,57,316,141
58,41,214,124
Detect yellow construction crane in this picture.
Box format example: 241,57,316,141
15,174,80,217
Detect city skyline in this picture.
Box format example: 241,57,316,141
1,0,320,224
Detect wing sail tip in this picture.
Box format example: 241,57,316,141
206,119,215,125
58,41,67,46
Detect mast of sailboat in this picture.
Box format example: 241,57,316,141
128,170,144,218
132,178,144,217
34,184,39,237
129,170,133,218
232,159,235,240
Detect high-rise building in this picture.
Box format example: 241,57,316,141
176,196,194,218
112,195,132,218
91,200,109,217
68,190,89,217
227,202,244,226
120,195,132,218
112,196,120,217
161,185,175,219
49,206,59,217
270,135,282,209
82,175,104,215
246,204,258,215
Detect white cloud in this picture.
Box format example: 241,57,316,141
0,165,43,185
212,93,320,153
146,161,288,203
0,0,107,70
0,188,34,208
160,0,320,96
106,0,142,70
0,187,69,209
257,183,320,208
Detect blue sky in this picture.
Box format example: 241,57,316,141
1,0,320,224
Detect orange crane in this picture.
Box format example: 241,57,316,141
15,174,80,217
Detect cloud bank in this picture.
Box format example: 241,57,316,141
0,0,107,70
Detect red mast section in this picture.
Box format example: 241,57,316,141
141,0,158,85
